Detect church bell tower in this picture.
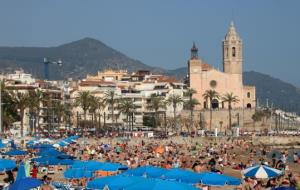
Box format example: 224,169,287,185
223,22,243,75
188,42,202,90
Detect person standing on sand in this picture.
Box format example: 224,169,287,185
40,175,54,190
293,153,299,163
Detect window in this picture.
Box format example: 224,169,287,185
232,47,236,57
247,92,251,98
210,80,217,88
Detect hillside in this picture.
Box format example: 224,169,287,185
243,71,300,114
0,38,157,80
0,38,299,114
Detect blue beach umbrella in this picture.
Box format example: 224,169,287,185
69,135,79,140
64,168,93,179
0,139,7,148
16,164,27,181
38,148,73,159
87,175,146,190
0,159,16,171
124,178,199,190
98,162,128,171
28,144,53,149
71,160,126,172
58,141,69,147
10,140,17,149
162,168,202,184
4,149,27,156
198,172,241,186
32,156,74,166
242,165,283,179
38,148,74,159
123,166,169,178
71,160,104,171
9,177,42,190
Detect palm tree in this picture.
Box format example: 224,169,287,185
184,88,199,131
28,89,44,135
1,81,18,132
61,102,73,133
103,90,118,129
146,94,166,130
96,97,106,132
184,98,200,134
118,98,135,131
75,91,93,135
89,95,99,129
222,92,239,133
166,94,183,132
89,96,106,132
203,89,219,131
10,91,30,137
53,101,66,133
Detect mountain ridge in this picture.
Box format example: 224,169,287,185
0,37,160,80
0,37,299,114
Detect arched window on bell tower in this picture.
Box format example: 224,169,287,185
232,47,236,57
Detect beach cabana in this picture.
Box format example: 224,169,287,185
242,165,283,179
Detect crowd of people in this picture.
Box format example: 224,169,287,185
1,136,300,189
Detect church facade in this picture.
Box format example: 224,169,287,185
188,22,256,109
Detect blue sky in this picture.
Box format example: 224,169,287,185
0,0,299,86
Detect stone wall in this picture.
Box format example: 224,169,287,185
252,136,300,146
180,108,255,132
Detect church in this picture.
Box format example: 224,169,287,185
188,22,256,109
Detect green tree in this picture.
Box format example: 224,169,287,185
89,96,106,132
146,94,166,129
222,92,239,133
166,94,183,131
103,90,118,129
1,81,18,132
118,98,135,131
53,101,66,132
28,89,44,135
184,89,200,132
10,91,30,137
75,91,93,135
203,89,219,131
